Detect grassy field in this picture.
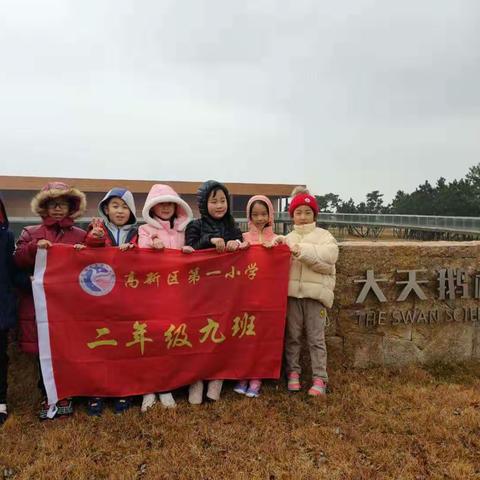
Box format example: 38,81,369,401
1,345,480,480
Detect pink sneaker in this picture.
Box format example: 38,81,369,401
308,378,327,397
287,372,301,392
246,380,262,398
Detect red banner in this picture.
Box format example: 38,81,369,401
32,244,291,404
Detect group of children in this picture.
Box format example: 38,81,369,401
0,179,338,424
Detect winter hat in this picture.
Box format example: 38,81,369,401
31,182,87,219
288,186,319,217
99,188,137,225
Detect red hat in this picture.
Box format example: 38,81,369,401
288,192,319,217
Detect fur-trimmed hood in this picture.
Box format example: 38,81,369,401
142,184,193,231
31,182,86,219
98,188,137,226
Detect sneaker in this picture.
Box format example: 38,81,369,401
308,378,327,397
56,398,74,417
0,404,7,425
87,397,104,417
114,397,132,414
233,381,248,395
287,372,301,392
159,392,176,409
39,398,50,421
189,381,204,405
141,393,157,413
246,380,262,398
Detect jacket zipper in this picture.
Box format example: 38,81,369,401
297,230,304,297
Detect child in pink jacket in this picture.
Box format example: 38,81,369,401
138,184,193,411
234,195,278,398
242,195,277,246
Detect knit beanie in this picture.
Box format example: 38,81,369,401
288,186,319,217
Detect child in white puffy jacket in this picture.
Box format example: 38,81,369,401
282,187,338,397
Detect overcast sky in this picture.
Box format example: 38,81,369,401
1,0,479,203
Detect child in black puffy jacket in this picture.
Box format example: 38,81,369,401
185,180,248,404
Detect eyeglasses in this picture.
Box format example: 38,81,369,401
46,200,70,209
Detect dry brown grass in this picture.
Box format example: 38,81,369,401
1,344,480,480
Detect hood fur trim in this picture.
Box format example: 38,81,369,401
31,182,87,219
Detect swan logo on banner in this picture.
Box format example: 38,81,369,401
79,263,116,296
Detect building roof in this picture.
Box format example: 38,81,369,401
0,175,297,196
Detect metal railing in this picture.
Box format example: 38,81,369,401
233,212,480,235
311,213,480,234
9,212,480,237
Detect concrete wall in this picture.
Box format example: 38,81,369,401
328,241,480,367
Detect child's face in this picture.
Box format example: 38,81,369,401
293,205,315,225
250,202,269,230
104,197,131,226
207,189,228,219
153,202,176,221
46,196,70,221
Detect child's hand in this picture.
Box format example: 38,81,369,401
119,243,135,251
152,238,165,250
211,238,225,253
74,244,86,251
90,218,104,238
225,240,239,252
182,246,194,254
37,239,52,249
262,241,274,249
91,227,104,239
273,237,285,246
290,244,300,257
239,241,250,250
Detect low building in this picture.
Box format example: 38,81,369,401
0,175,297,235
